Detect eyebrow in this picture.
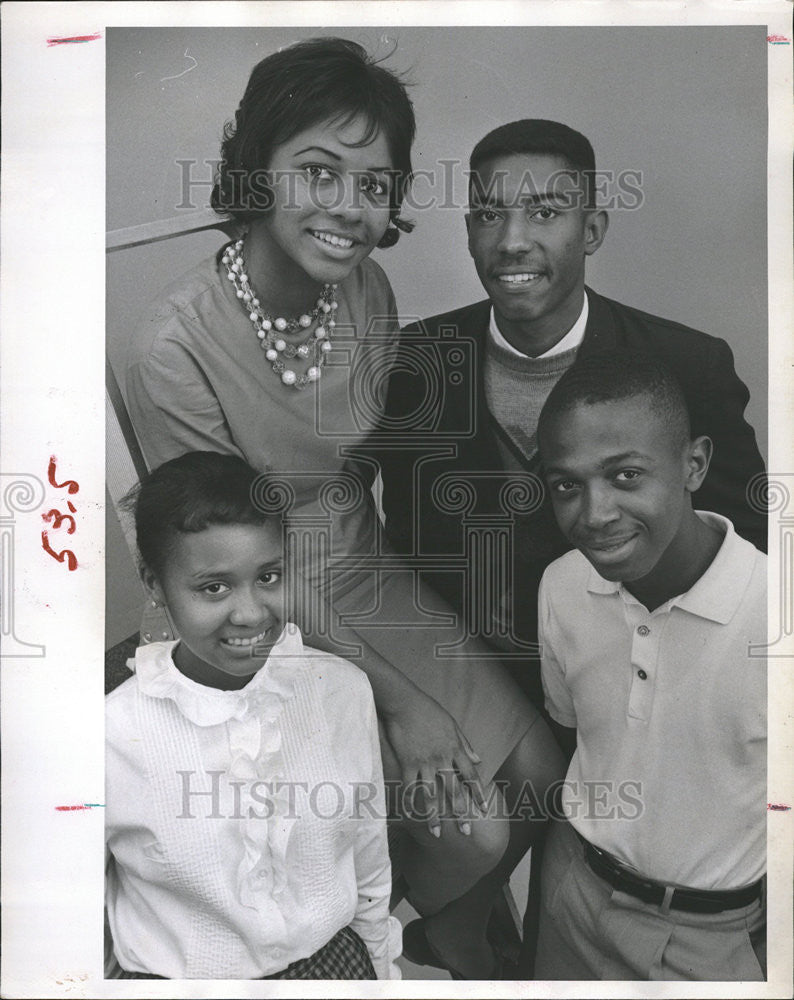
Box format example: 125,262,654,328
259,560,284,573
292,146,392,172
544,451,652,474
472,190,573,209
599,451,653,465
294,145,342,161
188,559,283,581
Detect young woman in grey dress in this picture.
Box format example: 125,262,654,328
124,36,564,979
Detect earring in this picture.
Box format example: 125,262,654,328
377,214,415,249
377,225,401,249
151,599,160,609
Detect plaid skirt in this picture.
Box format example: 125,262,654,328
114,925,376,980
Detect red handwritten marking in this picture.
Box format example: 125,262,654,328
46,32,101,47
43,457,79,569
55,803,104,811
42,508,77,534
767,35,790,44
47,456,79,494
41,530,78,571
767,803,791,811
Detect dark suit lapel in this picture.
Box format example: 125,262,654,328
578,286,619,356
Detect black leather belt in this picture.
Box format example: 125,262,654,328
575,830,764,914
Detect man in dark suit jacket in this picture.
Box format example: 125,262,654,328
379,120,767,707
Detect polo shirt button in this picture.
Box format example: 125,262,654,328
638,669,648,680
637,625,650,636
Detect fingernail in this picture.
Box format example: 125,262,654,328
461,822,471,836
430,825,441,839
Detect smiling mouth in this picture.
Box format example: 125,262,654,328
496,272,544,285
583,534,638,555
221,627,271,648
311,230,356,250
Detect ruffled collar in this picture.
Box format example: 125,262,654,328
130,624,308,908
129,623,303,727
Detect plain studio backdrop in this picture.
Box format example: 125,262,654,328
105,25,768,646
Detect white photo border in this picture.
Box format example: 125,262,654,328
1,2,792,998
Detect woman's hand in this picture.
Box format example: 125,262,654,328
296,586,489,837
381,693,486,837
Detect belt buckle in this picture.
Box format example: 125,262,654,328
587,841,664,904
580,831,763,914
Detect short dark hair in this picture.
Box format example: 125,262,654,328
123,451,277,578
537,353,692,456
469,119,596,207
212,36,416,245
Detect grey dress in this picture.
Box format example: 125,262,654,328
125,250,536,784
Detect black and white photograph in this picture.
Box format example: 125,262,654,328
2,2,792,997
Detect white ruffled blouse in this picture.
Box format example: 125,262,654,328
105,625,400,980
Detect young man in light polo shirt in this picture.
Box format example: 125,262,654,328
381,119,767,714
534,353,766,981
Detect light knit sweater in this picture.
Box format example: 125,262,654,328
105,625,400,980
484,336,580,466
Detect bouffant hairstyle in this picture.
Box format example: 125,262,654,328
211,36,415,247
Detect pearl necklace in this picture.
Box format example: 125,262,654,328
223,239,337,388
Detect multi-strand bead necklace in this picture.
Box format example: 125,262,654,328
223,238,338,389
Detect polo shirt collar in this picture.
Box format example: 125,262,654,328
586,512,755,624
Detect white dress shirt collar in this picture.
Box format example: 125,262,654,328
489,291,589,359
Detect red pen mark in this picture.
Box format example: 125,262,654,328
43,457,79,570
47,32,101,47
55,803,104,811
767,803,791,811
767,34,790,45
47,456,79,494
42,530,78,570
42,508,77,534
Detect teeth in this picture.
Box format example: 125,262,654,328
313,231,354,249
223,629,269,647
498,272,541,283
591,538,632,551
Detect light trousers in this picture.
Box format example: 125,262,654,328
535,819,766,982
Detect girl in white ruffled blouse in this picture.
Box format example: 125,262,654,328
105,451,399,980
